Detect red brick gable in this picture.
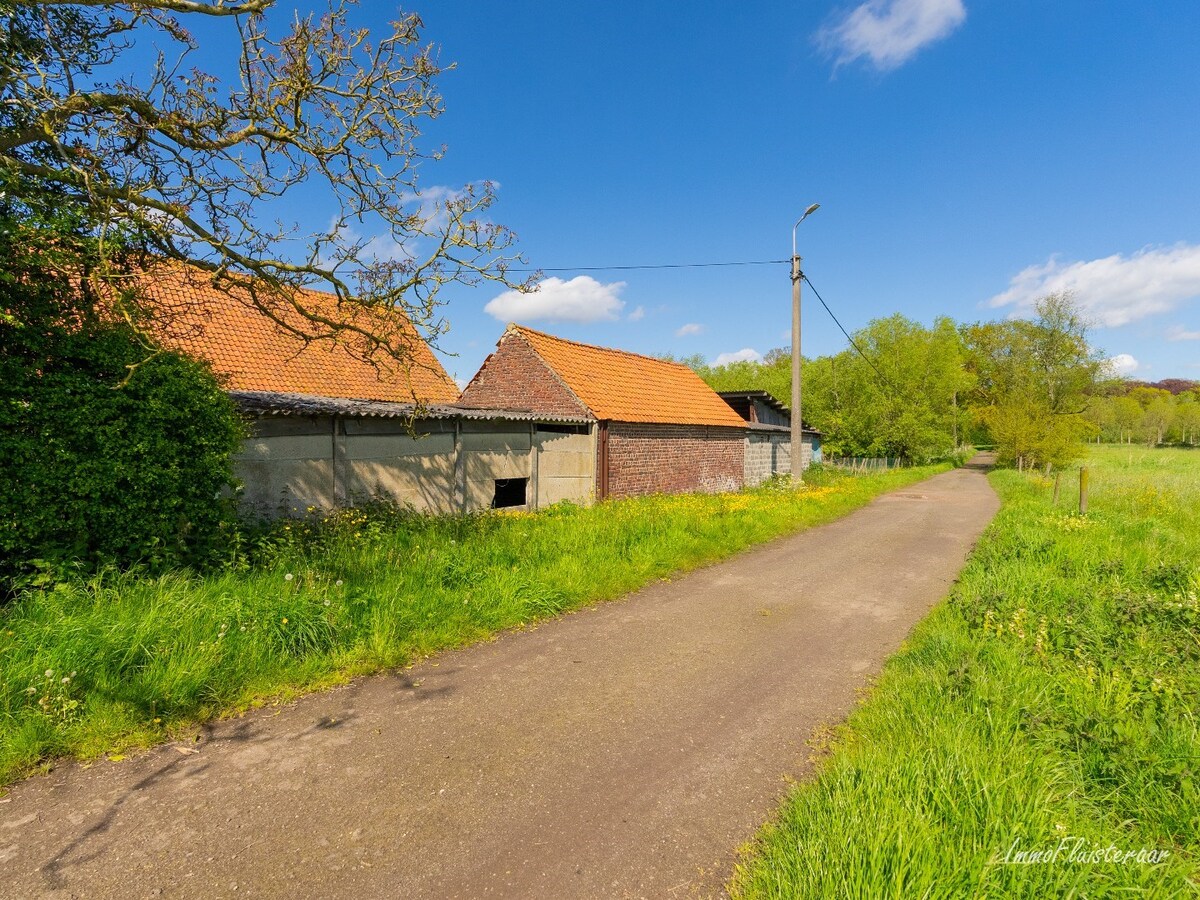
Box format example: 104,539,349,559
463,325,747,427
512,326,746,427
458,328,591,419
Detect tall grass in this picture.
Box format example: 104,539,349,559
731,446,1200,897
0,464,946,787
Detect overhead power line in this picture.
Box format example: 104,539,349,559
801,273,896,392
506,258,790,273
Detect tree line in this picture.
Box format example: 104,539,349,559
690,294,1151,472
1084,385,1200,446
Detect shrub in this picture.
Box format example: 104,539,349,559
0,323,244,590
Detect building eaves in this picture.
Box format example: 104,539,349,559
230,390,594,424
746,422,823,436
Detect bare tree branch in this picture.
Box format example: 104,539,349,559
1,0,532,370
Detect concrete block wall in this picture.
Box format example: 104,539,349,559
459,421,534,511
606,423,743,499
744,432,818,486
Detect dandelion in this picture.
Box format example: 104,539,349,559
61,677,69,684
284,573,294,582
323,599,330,607
281,617,289,625
45,669,53,678
240,626,247,632
335,580,344,587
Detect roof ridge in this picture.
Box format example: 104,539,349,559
509,324,693,370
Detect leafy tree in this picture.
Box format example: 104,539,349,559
1,197,242,590
1112,396,1143,444
799,316,972,462
689,350,791,406
1175,394,1200,445
1083,396,1116,443
964,293,1102,470
694,319,973,463
1141,397,1175,446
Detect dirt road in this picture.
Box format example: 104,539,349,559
1,462,999,899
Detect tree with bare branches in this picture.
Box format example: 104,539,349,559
1,0,526,362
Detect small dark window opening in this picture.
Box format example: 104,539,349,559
536,423,588,435
492,477,528,509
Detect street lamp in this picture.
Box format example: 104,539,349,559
791,203,819,483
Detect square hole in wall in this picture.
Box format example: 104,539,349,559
492,477,528,509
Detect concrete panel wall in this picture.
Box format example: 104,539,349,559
460,421,536,512
235,415,596,517
535,429,595,507
234,417,335,516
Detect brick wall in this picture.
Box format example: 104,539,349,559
459,332,591,418
605,423,744,499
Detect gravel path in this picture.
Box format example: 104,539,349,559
1,461,999,899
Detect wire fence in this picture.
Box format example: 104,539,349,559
824,456,911,473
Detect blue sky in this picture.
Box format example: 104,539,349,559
167,1,1200,384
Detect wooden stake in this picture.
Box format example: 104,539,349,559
1053,471,1061,505
1079,466,1089,515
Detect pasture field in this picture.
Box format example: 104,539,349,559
733,446,1199,897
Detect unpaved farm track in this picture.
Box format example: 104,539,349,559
1,462,998,900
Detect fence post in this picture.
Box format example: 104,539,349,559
1079,466,1089,515
1053,471,1061,505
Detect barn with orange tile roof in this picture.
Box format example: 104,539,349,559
459,325,748,499
145,263,459,405
145,265,596,516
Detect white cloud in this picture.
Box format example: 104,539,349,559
484,276,626,324
628,305,646,322
818,0,966,71
1167,325,1200,341
1105,353,1141,377
987,244,1200,328
714,348,763,366
676,323,704,336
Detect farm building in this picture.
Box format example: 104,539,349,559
716,390,822,486
147,266,594,515
459,325,752,499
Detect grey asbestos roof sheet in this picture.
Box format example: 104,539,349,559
228,390,594,425
746,422,823,436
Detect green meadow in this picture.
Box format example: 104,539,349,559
732,446,1200,898
0,463,945,788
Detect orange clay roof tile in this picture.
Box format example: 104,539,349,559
144,264,458,405
511,325,745,427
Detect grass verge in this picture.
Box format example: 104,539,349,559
0,463,947,788
731,446,1200,898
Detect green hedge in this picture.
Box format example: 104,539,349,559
1,324,243,588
